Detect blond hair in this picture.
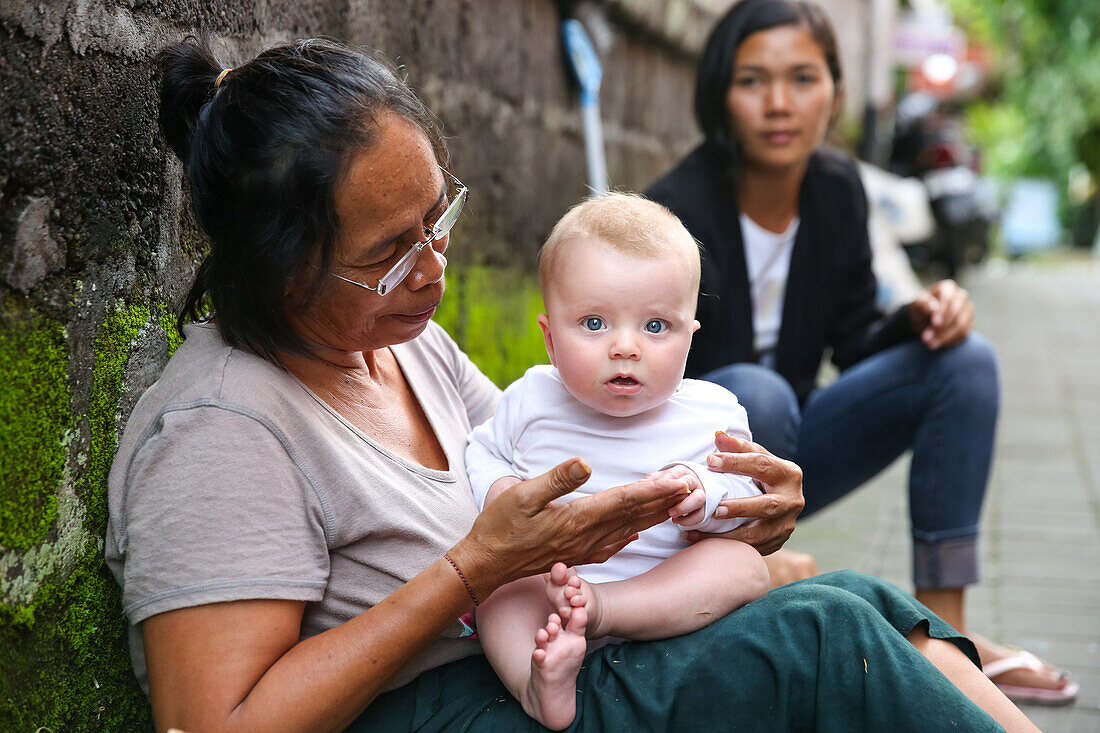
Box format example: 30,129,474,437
538,192,701,296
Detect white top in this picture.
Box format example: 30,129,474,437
740,213,799,362
466,365,761,584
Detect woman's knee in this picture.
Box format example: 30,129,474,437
934,332,1000,408
768,578,886,631
945,332,998,377
700,363,800,457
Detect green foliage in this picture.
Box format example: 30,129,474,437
433,264,548,387
0,315,70,549
0,301,155,731
950,0,1099,233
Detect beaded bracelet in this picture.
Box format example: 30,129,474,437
443,553,479,606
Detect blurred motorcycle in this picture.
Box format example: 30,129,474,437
890,95,997,278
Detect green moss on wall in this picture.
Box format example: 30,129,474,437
0,301,154,731
434,264,548,387
0,315,71,550
0,546,151,731
157,304,183,356
83,302,149,530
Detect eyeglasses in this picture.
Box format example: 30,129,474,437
325,169,468,296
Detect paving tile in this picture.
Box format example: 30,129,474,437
1026,708,1100,733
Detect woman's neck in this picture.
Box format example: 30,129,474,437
737,159,808,234
280,345,391,397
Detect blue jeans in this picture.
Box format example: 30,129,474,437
701,334,1000,589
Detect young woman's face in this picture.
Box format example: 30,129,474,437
725,24,840,172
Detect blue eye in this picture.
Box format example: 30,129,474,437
583,317,605,331
645,319,668,334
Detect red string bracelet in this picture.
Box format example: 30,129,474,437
443,553,479,606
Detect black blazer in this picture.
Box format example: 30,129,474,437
646,143,915,404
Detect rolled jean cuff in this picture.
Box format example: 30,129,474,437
913,534,980,589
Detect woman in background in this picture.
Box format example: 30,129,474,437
646,0,1076,705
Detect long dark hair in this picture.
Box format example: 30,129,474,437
158,36,443,359
694,0,842,171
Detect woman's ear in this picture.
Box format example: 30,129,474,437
537,313,557,366
692,319,701,334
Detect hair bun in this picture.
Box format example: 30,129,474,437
157,36,222,163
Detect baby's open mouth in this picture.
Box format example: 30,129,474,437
609,376,639,386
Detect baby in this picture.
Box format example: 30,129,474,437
465,193,770,730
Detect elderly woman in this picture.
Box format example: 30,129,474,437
106,37,1035,732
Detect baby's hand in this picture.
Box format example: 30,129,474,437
651,464,705,526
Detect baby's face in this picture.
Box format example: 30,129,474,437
539,239,699,418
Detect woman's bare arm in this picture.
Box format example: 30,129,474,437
143,458,687,733
144,559,473,733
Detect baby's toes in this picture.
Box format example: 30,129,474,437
563,585,585,607
549,563,570,586
545,614,562,640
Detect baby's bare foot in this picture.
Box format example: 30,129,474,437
524,609,588,730
545,562,608,639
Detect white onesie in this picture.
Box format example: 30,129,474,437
466,365,762,584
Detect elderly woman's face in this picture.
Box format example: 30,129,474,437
292,114,449,353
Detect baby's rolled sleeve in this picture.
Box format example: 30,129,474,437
663,461,761,533
664,396,761,533
117,405,330,624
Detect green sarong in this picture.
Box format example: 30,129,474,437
348,571,1002,732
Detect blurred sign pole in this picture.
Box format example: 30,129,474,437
562,19,608,196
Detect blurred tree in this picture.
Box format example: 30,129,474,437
949,0,1099,241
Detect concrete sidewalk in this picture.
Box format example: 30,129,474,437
783,258,1100,732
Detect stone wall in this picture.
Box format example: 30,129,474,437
0,1,701,728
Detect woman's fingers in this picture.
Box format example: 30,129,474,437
920,280,975,348
683,514,794,556
718,493,799,521
513,458,592,513
573,481,687,547
575,474,690,520
714,430,773,457
938,293,974,347
907,290,938,334
701,432,805,554
708,448,800,492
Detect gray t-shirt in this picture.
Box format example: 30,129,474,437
105,321,500,694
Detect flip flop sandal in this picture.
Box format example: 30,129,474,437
983,649,1079,706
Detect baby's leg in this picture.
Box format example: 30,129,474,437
548,539,770,641
478,575,588,730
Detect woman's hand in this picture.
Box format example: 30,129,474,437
683,432,804,556
451,458,689,600
907,280,975,350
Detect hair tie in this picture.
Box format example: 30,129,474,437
214,68,233,89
